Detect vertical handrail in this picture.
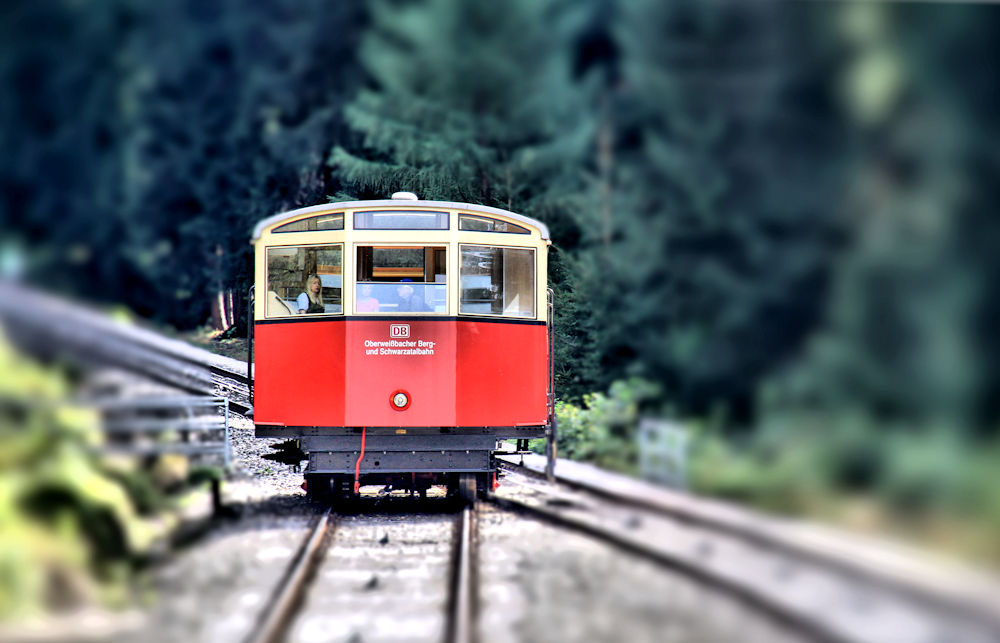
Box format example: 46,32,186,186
545,288,556,482
247,285,255,407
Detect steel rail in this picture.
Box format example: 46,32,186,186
0,282,251,409
489,468,1000,643
486,491,854,643
498,457,1000,635
246,508,334,643
445,506,477,643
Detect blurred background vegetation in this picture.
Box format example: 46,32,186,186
0,330,222,620
2,0,999,571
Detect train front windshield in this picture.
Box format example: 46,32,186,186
355,245,447,314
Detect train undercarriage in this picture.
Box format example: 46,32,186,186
259,425,549,504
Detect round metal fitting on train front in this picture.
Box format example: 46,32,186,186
390,390,410,410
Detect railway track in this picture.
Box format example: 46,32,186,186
247,502,478,643
249,508,335,643
0,281,251,409
491,459,1000,643
447,505,478,643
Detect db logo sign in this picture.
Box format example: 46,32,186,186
390,324,410,338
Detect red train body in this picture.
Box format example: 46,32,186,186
254,318,548,428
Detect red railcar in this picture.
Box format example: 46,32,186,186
250,193,553,502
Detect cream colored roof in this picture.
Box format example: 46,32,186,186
251,199,550,242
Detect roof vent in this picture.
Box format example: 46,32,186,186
391,191,419,200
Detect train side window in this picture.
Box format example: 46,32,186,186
459,214,529,234
460,245,535,318
273,213,344,233
355,246,447,313
265,244,343,317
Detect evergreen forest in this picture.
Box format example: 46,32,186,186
3,0,1000,559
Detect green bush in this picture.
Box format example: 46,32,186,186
0,333,150,619
99,464,168,516
690,410,1000,559
688,422,834,514
536,378,660,474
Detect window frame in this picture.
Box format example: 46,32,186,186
352,243,449,315
353,209,450,231
264,242,345,318
272,212,344,233
458,243,537,320
458,214,530,234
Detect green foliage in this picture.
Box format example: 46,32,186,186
688,411,1000,559
688,434,824,514
114,0,364,327
758,3,1000,433
567,0,845,415
0,1,130,296
187,465,224,487
540,378,660,473
0,334,135,617
330,0,589,211
550,248,602,400
99,464,167,516
690,417,849,513
876,429,968,516
0,333,195,618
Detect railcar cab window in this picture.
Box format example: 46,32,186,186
353,210,449,230
355,246,447,313
460,245,535,318
265,245,343,317
272,213,344,233
458,214,529,234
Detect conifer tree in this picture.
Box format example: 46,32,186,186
0,0,133,297
117,0,363,326
329,0,587,215
767,3,996,430
573,0,843,415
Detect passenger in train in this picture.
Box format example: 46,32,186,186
395,279,430,312
297,274,325,314
356,283,381,312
